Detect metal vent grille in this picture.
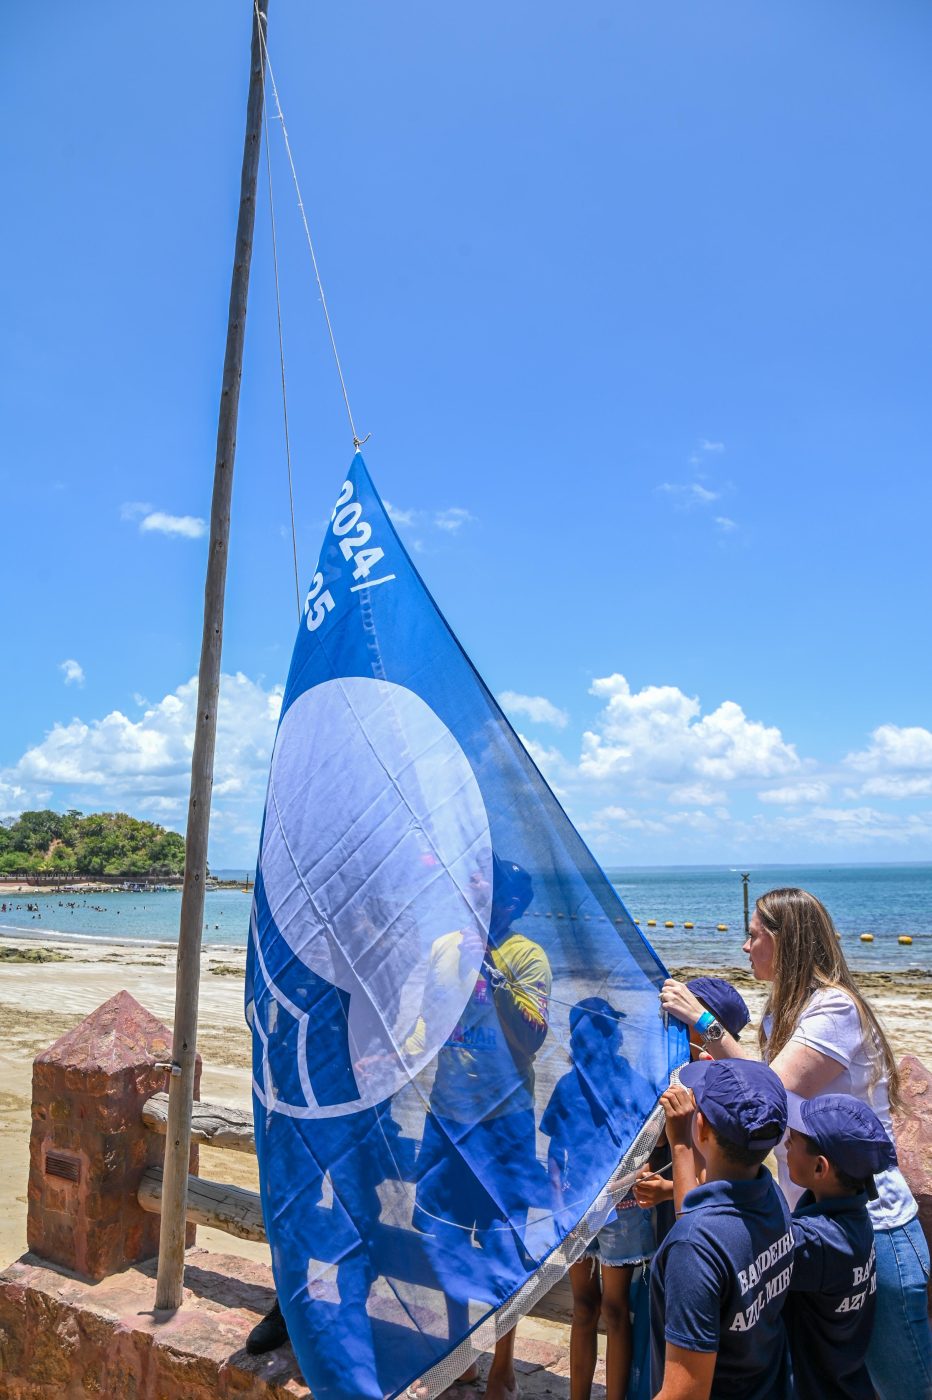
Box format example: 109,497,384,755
45,1153,80,1183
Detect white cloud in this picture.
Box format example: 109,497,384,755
667,782,727,807
499,691,569,728
383,501,476,548
433,507,474,533
587,805,668,835
384,500,417,528
139,511,207,540
121,500,206,540
667,809,720,832
715,516,738,533
658,482,720,507
579,674,799,786
807,805,923,839
738,804,932,851
7,673,283,858
515,733,570,788
59,659,85,687
0,778,26,819
845,724,932,773
758,781,830,805
859,775,932,799
700,439,725,453
842,723,932,802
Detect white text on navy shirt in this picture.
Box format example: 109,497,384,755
836,1242,876,1314
735,1229,794,1296
730,1229,795,1333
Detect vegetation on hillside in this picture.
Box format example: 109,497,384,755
0,810,185,876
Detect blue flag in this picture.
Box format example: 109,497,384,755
247,454,687,1400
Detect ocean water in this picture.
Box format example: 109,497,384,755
0,863,929,973
607,863,932,973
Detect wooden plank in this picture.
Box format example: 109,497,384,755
143,1093,256,1154
141,1166,573,1316
142,1171,446,1282
528,1273,573,1325
141,1167,266,1243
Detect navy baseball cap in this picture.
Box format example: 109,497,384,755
491,855,533,919
786,1092,897,1198
680,1059,788,1152
687,977,751,1040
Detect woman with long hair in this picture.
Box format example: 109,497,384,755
659,887,931,1400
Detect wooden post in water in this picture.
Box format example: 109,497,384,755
155,0,269,1312
742,872,750,937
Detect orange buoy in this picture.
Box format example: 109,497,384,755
860,933,874,943
717,924,728,932
664,920,675,928
898,935,913,946
684,921,694,929
647,919,657,927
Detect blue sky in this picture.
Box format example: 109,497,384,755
3,1,931,867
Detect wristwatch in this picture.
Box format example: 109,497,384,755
695,1010,725,1044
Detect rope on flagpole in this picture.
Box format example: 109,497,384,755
258,21,302,620
255,2,369,453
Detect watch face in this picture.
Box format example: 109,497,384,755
705,1020,725,1042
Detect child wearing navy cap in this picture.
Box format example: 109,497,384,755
627,980,753,1400
634,977,751,1219
783,1092,896,1400
649,1059,795,1400
542,998,658,1400
683,977,751,1046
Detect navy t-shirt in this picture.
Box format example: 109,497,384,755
784,1191,876,1400
650,1170,794,1400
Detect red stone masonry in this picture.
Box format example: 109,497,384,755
27,990,200,1280
0,1248,310,1400
893,1053,932,1316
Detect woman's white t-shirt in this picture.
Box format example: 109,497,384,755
764,986,916,1231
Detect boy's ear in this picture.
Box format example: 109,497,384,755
693,1108,710,1145
813,1154,830,1179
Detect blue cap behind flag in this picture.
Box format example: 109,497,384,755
247,454,687,1400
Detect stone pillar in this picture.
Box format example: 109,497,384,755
893,1053,932,1316
27,990,201,1281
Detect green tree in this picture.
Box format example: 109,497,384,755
8,809,66,855
0,810,185,876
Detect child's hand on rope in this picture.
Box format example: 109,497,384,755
660,1083,696,1149
633,1166,674,1207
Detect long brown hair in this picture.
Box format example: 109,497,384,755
755,887,900,1110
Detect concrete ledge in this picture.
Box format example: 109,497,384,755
0,1248,309,1399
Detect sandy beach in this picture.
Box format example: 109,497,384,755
1,933,929,1276
0,935,264,1272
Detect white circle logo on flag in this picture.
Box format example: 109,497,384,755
257,677,493,1117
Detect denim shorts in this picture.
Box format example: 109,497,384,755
584,1198,656,1268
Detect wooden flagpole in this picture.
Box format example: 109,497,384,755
155,0,269,1312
